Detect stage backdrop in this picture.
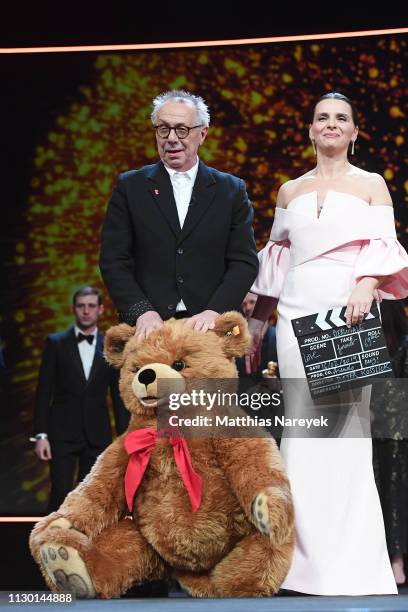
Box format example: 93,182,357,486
0,33,407,513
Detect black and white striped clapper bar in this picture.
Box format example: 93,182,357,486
291,303,393,399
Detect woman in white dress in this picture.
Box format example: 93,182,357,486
248,92,408,595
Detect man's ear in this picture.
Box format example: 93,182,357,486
104,324,135,368
212,311,251,358
199,126,209,144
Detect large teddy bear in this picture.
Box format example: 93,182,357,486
30,312,294,598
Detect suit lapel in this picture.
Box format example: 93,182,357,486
178,161,216,243
87,331,104,386
145,162,181,236
66,327,87,384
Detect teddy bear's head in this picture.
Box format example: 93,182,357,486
104,311,250,416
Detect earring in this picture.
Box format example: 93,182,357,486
351,140,355,155
311,139,316,155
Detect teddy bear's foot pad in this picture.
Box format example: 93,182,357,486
40,543,95,598
253,492,271,536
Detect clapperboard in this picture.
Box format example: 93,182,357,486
292,303,393,399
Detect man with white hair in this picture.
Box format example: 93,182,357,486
100,90,258,338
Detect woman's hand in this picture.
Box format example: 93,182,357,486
345,277,380,327
245,318,265,374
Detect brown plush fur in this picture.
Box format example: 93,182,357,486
30,312,294,598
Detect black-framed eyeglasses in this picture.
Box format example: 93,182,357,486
154,124,203,139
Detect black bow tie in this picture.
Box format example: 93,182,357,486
77,332,94,345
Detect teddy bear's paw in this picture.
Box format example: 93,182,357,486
48,517,87,535
252,492,271,536
40,543,95,598
48,517,72,530
252,486,294,546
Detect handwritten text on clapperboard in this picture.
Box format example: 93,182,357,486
292,304,393,398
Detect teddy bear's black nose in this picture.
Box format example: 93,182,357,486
138,368,156,386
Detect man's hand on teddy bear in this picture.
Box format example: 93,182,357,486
183,310,218,332
135,311,164,341
252,486,294,546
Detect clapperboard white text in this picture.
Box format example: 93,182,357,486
292,303,393,398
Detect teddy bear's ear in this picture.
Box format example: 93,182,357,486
104,324,135,368
212,311,251,358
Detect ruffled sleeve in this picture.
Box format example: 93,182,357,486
355,238,408,300
251,209,291,298
251,240,291,298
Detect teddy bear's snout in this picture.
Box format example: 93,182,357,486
132,363,186,408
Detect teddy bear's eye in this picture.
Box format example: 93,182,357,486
172,360,186,372
131,366,140,373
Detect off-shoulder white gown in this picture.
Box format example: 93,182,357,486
252,191,408,595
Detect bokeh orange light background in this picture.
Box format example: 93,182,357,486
1,34,407,512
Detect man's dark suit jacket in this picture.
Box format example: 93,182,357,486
99,160,259,324
34,328,129,445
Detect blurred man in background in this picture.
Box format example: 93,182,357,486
33,286,129,511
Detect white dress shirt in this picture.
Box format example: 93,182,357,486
164,158,199,312
75,326,97,380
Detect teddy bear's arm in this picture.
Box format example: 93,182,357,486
213,437,291,519
50,437,128,537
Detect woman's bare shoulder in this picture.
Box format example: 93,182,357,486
368,173,393,206
277,173,313,208
350,166,393,206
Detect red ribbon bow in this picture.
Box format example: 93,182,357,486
124,428,202,513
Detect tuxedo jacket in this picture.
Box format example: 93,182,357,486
34,328,129,446
99,160,259,324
